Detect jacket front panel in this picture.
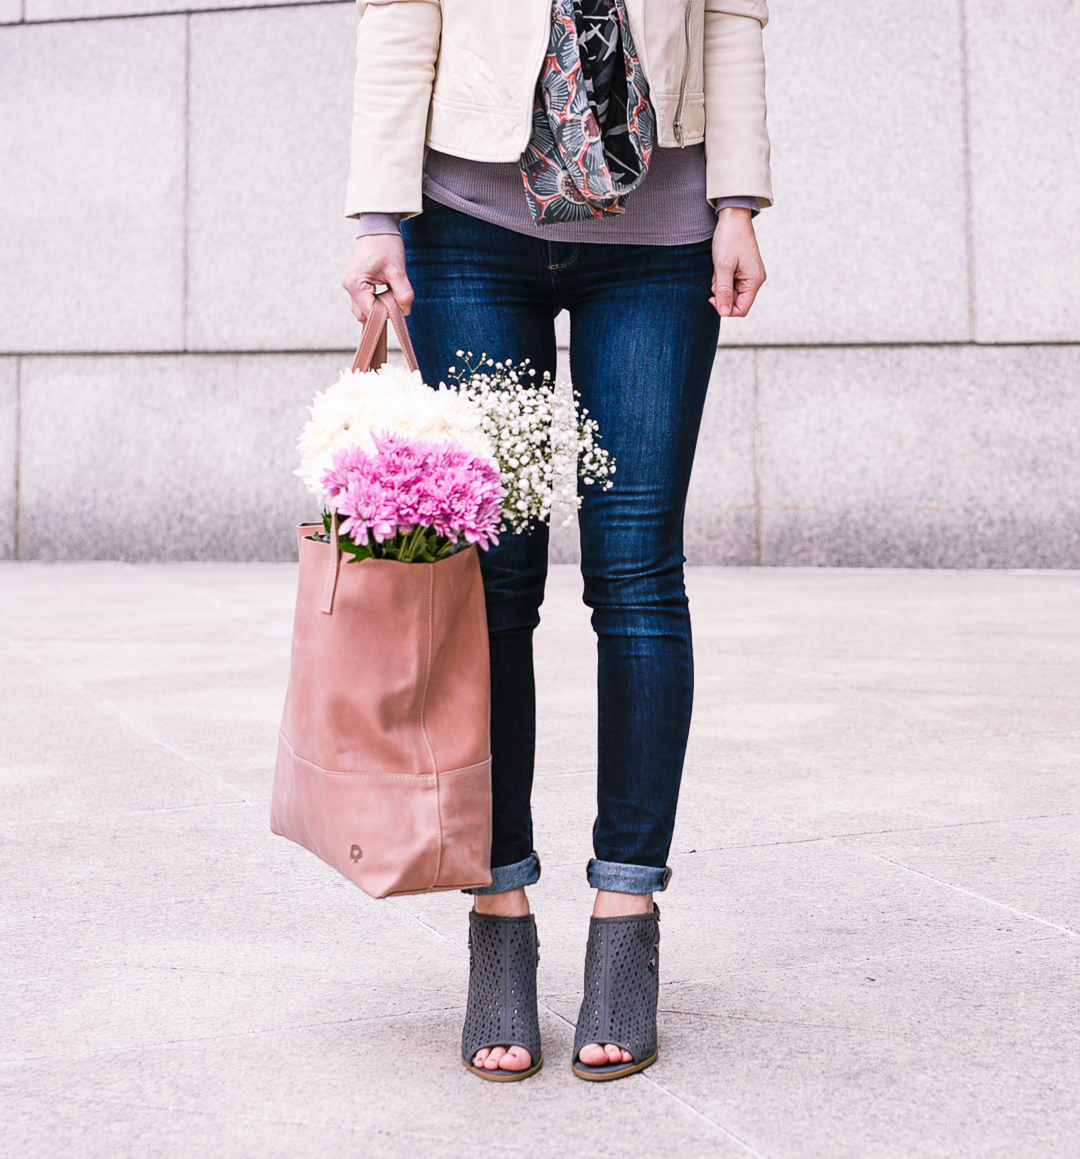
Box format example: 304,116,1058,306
427,0,552,162
348,0,771,216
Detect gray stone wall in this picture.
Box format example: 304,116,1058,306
2,1,1078,565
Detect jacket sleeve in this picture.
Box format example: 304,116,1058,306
344,0,442,219
703,0,773,208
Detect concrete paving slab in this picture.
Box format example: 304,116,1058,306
1,1014,751,1159
0,804,313,936
538,841,1056,996
0,1090,492,1159
655,937,1080,1159
2,561,1079,1156
530,768,812,867
684,730,1080,839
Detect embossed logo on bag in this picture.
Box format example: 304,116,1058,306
350,844,363,862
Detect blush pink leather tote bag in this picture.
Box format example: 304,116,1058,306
271,294,493,898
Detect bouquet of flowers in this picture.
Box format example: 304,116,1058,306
295,356,614,562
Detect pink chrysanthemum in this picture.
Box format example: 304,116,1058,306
321,433,504,552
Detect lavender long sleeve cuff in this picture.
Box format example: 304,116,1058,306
714,196,760,216
355,212,403,238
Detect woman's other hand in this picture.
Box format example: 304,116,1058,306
342,235,415,323
710,207,766,318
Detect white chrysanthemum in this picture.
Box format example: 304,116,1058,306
296,364,493,499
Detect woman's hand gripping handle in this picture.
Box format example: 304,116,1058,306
342,234,415,324
710,206,766,318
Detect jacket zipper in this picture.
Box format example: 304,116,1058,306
672,0,692,145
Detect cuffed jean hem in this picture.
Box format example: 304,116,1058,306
462,852,541,896
586,858,672,894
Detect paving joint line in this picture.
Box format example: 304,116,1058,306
844,845,1079,939
0,797,256,832
660,930,1059,989
675,810,1077,859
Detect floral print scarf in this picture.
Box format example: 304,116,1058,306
520,0,655,224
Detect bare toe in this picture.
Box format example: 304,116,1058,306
473,1047,490,1067
578,1042,607,1066
498,1046,533,1072
604,1043,623,1064
485,1046,507,1070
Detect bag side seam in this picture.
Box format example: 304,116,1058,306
419,563,443,890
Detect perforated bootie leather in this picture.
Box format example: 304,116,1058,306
461,911,543,1081
572,905,660,1080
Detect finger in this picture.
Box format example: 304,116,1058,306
730,274,764,318
342,272,373,321
354,283,376,324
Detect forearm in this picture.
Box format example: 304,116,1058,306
703,6,773,207
345,0,441,219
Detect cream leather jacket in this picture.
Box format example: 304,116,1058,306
345,0,771,218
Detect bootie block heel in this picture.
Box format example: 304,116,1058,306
461,911,543,1082
572,905,660,1081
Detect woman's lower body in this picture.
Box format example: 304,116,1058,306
401,199,720,1077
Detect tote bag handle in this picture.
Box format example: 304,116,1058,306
351,290,420,374
322,292,421,614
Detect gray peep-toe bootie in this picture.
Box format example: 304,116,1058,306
461,911,543,1082
572,905,660,1081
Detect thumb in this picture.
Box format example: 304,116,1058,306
712,268,735,317
385,267,415,318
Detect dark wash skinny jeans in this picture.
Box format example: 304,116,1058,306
402,199,720,895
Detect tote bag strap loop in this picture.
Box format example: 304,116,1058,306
351,290,420,374
320,509,341,615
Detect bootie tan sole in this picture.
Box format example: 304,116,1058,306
463,1056,544,1083
572,1048,658,1082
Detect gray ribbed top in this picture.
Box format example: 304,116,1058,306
356,145,759,246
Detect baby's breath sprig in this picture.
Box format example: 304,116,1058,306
441,352,615,533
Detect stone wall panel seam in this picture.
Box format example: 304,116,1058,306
18,2,351,25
